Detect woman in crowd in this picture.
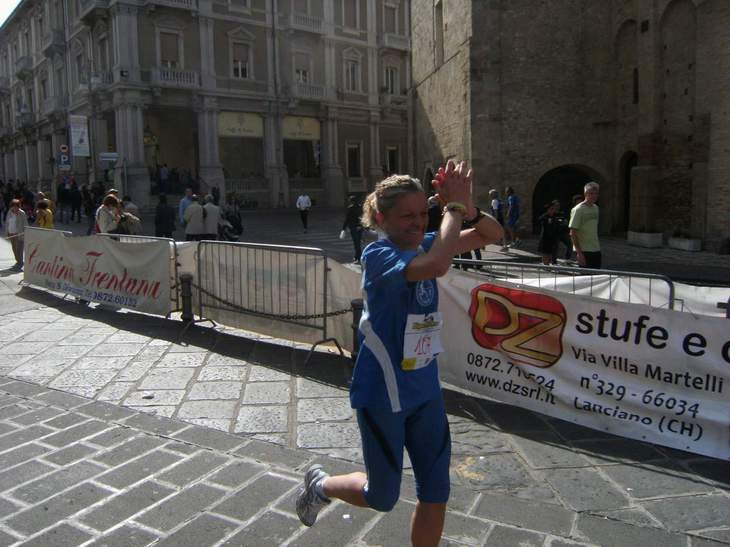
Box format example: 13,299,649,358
96,194,121,234
296,161,503,547
35,200,54,229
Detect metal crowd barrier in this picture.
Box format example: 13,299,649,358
452,258,677,310
195,240,347,357
96,233,181,315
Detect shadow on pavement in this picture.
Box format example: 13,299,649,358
14,285,729,494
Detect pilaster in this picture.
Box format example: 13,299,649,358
196,95,225,197
323,106,344,205
199,16,217,90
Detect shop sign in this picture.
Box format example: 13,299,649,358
218,112,264,138
283,116,320,141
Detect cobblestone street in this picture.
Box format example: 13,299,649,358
0,226,728,546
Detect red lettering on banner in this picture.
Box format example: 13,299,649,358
28,247,161,300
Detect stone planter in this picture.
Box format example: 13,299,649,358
627,231,663,248
668,237,702,252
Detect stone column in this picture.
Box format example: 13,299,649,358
199,16,216,90
196,96,225,197
111,4,141,82
37,136,52,192
24,143,36,189
264,109,286,207
321,108,343,206
13,147,24,182
368,111,382,185
114,98,150,205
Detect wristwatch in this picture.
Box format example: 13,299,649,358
463,207,487,228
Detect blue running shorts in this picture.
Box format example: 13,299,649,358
357,395,451,511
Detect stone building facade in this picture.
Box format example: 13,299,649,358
0,0,411,207
412,0,730,250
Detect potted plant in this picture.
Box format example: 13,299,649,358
627,225,663,248
668,229,702,252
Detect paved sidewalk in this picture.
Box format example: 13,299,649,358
0,236,728,545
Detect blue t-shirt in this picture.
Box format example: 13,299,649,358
507,194,520,221
350,233,442,413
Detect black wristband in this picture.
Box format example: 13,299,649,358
463,207,486,228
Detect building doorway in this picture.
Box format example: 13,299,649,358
532,165,598,233
620,151,637,233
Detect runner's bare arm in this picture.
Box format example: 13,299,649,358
406,160,479,281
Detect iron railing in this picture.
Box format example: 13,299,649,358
452,259,677,310
195,240,346,355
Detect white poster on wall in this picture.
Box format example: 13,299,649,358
69,114,90,157
23,229,172,316
437,272,730,460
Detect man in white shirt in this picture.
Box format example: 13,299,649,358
122,196,140,217
5,199,27,270
183,194,206,241
296,193,312,233
203,195,221,240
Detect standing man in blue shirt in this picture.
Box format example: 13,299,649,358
296,162,503,546
178,187,193,228
504,186,521,248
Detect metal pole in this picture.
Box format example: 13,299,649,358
180,273,194,322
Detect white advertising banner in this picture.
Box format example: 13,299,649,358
438,271,730,460
23,229,172,316
69,115,90,157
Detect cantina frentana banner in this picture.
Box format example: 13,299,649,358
437,272,729,460
23,229,171,316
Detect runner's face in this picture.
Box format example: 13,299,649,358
381,191,428,250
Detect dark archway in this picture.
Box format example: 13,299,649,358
620,151,638,232
532,165,597,233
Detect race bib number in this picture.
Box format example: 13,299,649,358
402,312,444,371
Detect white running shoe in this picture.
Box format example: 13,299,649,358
296,464,330,526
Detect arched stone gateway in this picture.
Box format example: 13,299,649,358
531,165,603,234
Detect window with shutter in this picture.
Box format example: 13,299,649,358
294,52,310,84
232,42,249,79
160,32,179,69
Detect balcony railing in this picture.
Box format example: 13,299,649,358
144,0,198,8
381,33,410,51
15,112,35,128
289,13,324,34
151,68,200,89
292,83,328,100
41,96,67,117
42,29,66,58
15,56,33,79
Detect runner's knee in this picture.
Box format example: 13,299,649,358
365,483,400,512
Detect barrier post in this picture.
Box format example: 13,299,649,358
180,273,194,323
